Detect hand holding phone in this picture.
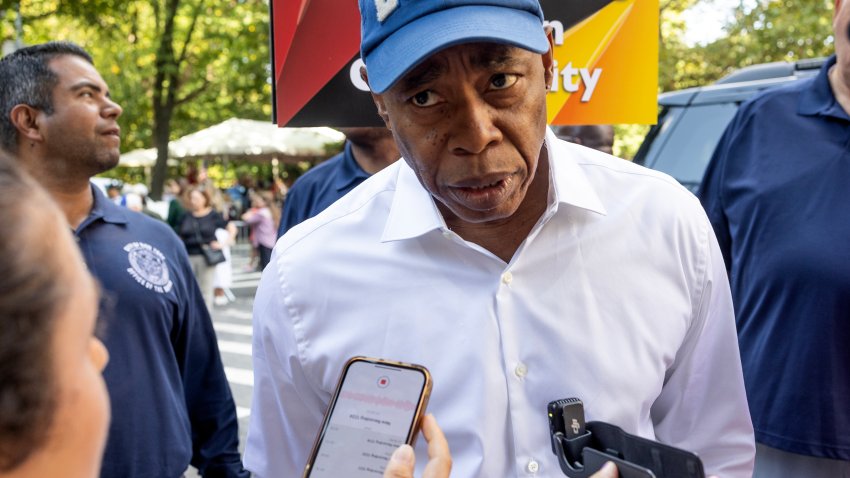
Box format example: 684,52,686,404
383,415,452,478
303,357,432,478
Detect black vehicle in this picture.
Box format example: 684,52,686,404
633,58,826,193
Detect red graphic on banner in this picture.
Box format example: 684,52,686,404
274,0,361,126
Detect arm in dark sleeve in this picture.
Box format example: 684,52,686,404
172,251,248,477
277,187,304,238
697,110,744,274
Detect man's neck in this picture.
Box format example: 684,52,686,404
829,64,850,116
350,140,398,175
22,158,94,229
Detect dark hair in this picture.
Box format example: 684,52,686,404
0,41,94,153
0,154,66,470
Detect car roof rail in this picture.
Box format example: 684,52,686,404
795,57,827,71
715,57,827,85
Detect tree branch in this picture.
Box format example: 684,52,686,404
176,0,205,66
175,78,210,106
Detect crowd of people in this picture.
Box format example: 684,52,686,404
0,0,847,477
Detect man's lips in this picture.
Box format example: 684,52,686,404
448,175,514,210
101,127,121,138
451,173,511,190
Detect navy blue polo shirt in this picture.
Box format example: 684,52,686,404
76,186,247,478
277,141,370,237
699,55,850,460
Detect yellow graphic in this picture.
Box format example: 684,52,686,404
546,0,658,125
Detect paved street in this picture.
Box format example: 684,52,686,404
188,242,260,477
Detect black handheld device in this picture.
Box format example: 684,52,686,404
548,398,706,478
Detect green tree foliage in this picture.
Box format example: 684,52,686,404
2,0,271,198
616,0,836,159
664,0,835,91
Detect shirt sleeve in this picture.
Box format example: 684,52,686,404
172,248,249,477
214,211,229,230
244,250,327,477
698,106,747,273
650,213,755,478
277,188,303,238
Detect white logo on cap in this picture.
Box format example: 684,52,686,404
375,0,398,22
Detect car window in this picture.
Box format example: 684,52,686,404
642,103,739,192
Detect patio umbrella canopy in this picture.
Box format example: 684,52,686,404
168,118,345,162
119,148,178,168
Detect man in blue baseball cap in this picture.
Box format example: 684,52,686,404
246,1,755,477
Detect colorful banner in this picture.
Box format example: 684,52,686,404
270,0,658,127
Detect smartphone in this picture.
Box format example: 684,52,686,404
302,356,433,478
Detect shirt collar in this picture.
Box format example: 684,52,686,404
333,142,371,192
381,129,607,242
545,128,607,217
80,182,129,230
798,55,850,121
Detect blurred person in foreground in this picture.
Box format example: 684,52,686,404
0,155,109,478
553,124,615,154
277,126,399,237
245,0,754,477
0,41,247,478
697,1,850,476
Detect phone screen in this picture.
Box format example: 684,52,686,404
306,358,430,477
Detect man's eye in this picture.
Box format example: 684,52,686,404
490,73,518,90
411,90,438,107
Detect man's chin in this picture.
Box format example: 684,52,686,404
91,154,120,175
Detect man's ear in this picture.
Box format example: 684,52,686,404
542,26,556,90
360,65,392,130
9,104,44,143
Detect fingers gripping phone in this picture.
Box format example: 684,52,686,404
302,357,433,478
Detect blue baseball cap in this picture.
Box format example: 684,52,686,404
359,0,549,93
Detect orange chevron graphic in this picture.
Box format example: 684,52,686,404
548,0,658,125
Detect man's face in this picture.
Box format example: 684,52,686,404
372,42,553,227
39,55,123,177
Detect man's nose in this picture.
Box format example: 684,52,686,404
102,97,123,119
447,91,502,155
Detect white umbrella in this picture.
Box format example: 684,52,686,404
168,118,345,162
119,148,158,167
119,148,179,168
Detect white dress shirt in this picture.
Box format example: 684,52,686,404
245,131,755,478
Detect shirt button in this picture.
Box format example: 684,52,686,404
501,271,513,285
527,459,539,473
515,363,528,378
442,230,452,239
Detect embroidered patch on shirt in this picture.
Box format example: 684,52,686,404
124,242,174,294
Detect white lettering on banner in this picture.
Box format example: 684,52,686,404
579,67,602,102
550,60,603,103
375,0,398,22
542,20,565,45
350,58,370,92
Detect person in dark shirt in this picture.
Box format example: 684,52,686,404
0,41,247,478
698,2,850,476
177,185,237,309
277,126,399,237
